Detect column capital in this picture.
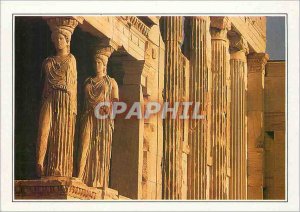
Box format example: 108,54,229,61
229,33,249,54
229,33,249,61
247,53,269,74
248,53,269,64
210,16,231,31
210,17,231,40
44,17,79,33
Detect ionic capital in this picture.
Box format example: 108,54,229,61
247,53,269,74
229,33,249,61
229,34,249,54
210,16,231,31
248,53,269,66
210,17,231,40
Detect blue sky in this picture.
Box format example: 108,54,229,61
266,16,285,60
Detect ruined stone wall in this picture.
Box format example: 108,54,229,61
264,61,285,200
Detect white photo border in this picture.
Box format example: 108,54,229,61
1,0,299,211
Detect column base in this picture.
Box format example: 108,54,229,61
14,177,130,200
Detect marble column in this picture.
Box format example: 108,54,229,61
228,34,249,199
247,53,269,199
209,17,231,200
186,16,211,200
160,16,184,199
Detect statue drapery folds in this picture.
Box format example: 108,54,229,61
36,17,78,177
77,45,119,188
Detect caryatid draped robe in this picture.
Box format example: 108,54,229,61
78,75,118,188
37,54,77,177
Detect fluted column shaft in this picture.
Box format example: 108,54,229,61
247,53,269,199
209,17,231,200
228,35,249,199
161,16,184,200
186,16,211,200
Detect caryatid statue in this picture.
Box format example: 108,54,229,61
36,17,78,177
78,45,119,188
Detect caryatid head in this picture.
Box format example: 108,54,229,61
47,18,78,53
94,46,114,76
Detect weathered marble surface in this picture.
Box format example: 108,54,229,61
15,177,129,200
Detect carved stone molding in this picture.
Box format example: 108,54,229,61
245,17,266,38
121,16,151,37
15,177,100,199
43,16,79,31
14,177,129,200
248,53,269,65
247,53,269,74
